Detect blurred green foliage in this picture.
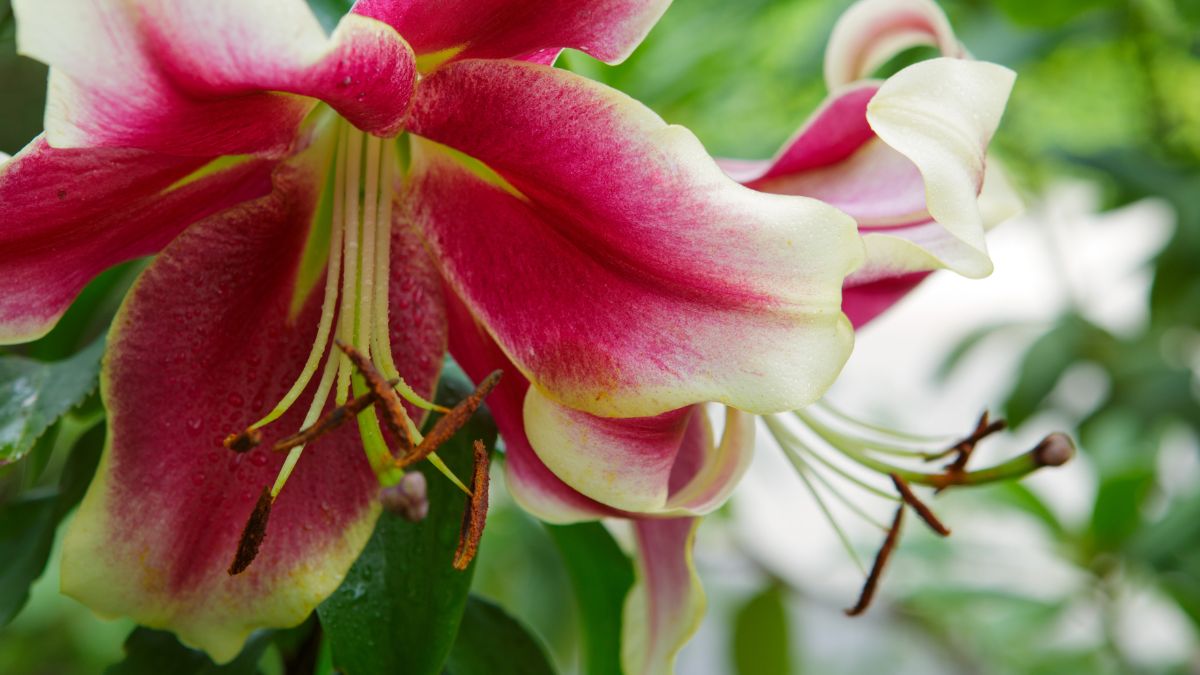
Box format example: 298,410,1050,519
1,0,1198,673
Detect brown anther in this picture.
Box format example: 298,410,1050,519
223,428,263,453
271,381,396,453
890,473,951,537
399,370,502,470
337,341,416,453
930,412,1007,488
453,440,491,571
846,505,905,616
1032,432,1075,467
229,487,273,575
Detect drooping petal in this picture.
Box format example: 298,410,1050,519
13,0,416,155
728,57,1014,281
61,154,445,662
622,517,706,675
354,0,669,65
862,58,1016,278
407,60,862,420
824,0,962,89
444,290,616,524
0,137,275,345
522,390,754,515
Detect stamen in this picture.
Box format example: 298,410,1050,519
403,371,502,469
223,428,263,453
335,126,365,405
845,505,904,616
229,487,273,575
453,440,491,571
270,339,342,498
369,139,448,415
271,380,397,453
357,135,382,360
889,473,950,536
226,124,348,437
337,341,417,451
782,445,868,575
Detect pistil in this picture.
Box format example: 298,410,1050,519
765,403,1075,614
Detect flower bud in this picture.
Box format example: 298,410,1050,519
380,471,429,522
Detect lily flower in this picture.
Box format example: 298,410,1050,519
445,1,1033,673
1,0,866,665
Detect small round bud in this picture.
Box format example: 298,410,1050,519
1032,433,1074,467
380,471,429,522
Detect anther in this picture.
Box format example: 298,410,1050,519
338,341,417,452
229,487,273,575
400,370,502,470
453,440,491,571
890,473,950,536
845,505,905,616
380,471,429,522
223,428,263,453
271,379,397,453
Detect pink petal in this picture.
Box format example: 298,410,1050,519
523,391,754,515
61,157,445,661
623,517,706,675
824,0,962,89
0,137,275,344
444,290,617,524
407,60,862,419
13,0,416,155
354,0,669,65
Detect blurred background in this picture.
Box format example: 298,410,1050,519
2,0,1198,673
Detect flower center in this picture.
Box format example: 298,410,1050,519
222,120,500,575
764,400,1074,614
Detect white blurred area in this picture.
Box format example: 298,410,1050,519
676,182,1197,673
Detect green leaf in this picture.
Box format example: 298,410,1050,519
106,628,272,675
444,596,557,675
304,0,354,33
0,490,58,625
0,337,105,465
0,0,48,155
318,364,498,675
545,522,635,675
992,0,1117,27
731,584,794,675
0,421,103,625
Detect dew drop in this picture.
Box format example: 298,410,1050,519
227,393,245,408
250,452,269,467
186,418,203,436
191,472,206,486
207,452,220,465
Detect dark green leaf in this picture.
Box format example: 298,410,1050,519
0,490,58,625
0,420,103,626
1088,468,1155,554
318,364,498,675
0,337,105,465
545,522,634,675
0,0,47,155
106,628,272,675
444,595,557,675
305,0,354,34
731,584,793,675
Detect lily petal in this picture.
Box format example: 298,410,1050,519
824,0,962,89
622,517,705,675
408,60,862,419
444,290,616,524
0,137,275,345
354,0,669,65
523,391,754,515
61,157,444,661
862,57,1016,279
13,0,416,155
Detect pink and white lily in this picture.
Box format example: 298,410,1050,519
451,1,1020,672
1,0,870,666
